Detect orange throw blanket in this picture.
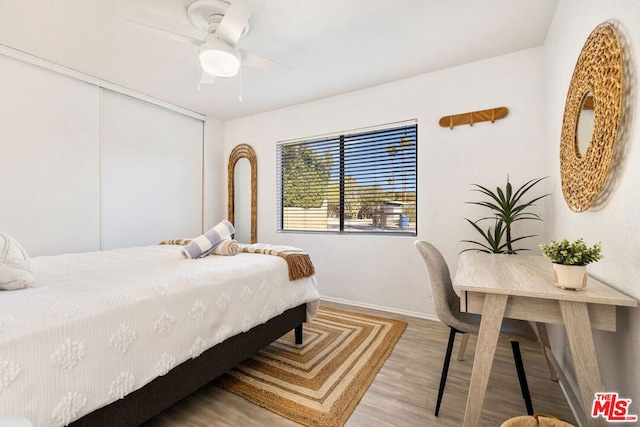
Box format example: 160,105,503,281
238,243,316,281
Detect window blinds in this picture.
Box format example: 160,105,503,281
277,122,417,235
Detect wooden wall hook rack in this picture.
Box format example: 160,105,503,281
439,107,508,129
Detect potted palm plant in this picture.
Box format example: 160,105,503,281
539,238,602,290
462,177,549,254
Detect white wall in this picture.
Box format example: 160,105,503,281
204,117,226,229
225,47,548,317
543,0,640,415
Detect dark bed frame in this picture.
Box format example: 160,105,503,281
70,304,306,427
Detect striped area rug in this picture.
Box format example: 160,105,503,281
214,307,407,427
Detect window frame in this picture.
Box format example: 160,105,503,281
277,121,418,236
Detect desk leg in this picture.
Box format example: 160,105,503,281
559,300,605,427
534,322,558,381
463,293,508,427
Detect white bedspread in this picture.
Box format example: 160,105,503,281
0,245,319,426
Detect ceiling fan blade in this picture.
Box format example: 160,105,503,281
125,18,203,47
241,50,291,72
216,0,252,46
200,70,217,85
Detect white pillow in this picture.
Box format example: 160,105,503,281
0,233,34,291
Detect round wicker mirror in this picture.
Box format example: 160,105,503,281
560,22,624,212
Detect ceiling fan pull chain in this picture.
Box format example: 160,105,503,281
238,67,243,102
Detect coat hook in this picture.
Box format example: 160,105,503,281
438,107,508,129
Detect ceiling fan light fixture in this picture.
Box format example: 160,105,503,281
198,38,240,78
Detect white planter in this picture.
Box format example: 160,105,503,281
552,264,587,290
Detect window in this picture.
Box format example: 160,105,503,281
277,122,417,235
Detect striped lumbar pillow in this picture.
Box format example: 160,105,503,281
181,220,235,259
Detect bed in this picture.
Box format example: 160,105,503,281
0,244,319,426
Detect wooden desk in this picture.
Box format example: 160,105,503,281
453,252,637,427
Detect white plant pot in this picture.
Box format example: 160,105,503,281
552,264,587,290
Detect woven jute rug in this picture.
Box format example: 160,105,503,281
214,306,407,427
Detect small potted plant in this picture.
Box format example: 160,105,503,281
539,238,603,290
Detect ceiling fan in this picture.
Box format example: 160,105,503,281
126,0,289,85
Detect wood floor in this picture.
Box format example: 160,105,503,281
142,301,576,427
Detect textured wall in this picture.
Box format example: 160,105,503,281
542,0,640,413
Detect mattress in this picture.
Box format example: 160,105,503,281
0,245,320,426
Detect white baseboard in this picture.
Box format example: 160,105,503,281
544,347,586,426
319,296,440,322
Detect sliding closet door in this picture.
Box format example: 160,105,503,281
0,55,100,256
100,90,203,250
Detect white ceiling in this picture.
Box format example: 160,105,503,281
0,0,558,121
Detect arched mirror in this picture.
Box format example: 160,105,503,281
228,144,257,243
560,22,624,212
